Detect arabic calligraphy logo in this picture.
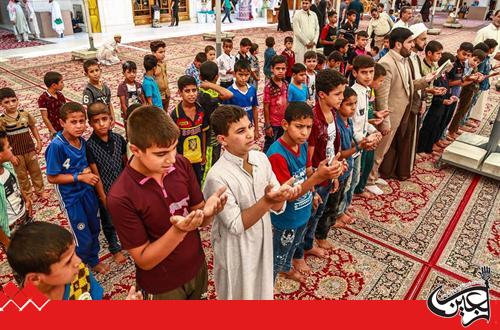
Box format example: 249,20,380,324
427,266,491,327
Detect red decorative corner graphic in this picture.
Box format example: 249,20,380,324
0,282,50,311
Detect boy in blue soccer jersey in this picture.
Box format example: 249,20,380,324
45,102,109,274
267,102,342,283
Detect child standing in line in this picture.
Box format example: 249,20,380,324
203,105,300,300
267,102,340,283
263,55,288,153
235,38,252,63
205,45,216,62
327,51,344,71
85,102,127,264
320,10,338,57
282,36,296,84
38,71,66,139
333,38,350,75
45,102,109,274
225,60,259,138
81,60,116,123
288,63,308,103
117,61,145,122
0,88,47,201
264,37,277,80
217,38,236,88
150,40,171,110
316,53,327,71
185,52,208,86
171,75,209,184
304,51,318,106
248,43,260,90
142,54,164,110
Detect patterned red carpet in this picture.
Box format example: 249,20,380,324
0,29,48,50
0,24,498,300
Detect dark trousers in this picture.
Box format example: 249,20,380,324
98,202,121,255
315,180,347,240
355,149,374,194
220,80,233,88
263,126,284,153
192,162,203,185
222,7,232,23
418,104,448,153
171,6,179,25
449,88,475,134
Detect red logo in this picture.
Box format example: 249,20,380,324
0,282,50,311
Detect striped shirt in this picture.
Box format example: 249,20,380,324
0,109,36,155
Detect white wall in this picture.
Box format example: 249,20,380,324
96,0,134,32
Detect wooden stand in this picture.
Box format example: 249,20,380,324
71,49,97,61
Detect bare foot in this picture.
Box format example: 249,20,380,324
359,191,374,198
333,219,348,228
112,251,127,264
93,262,110,274
432,144,443,152
292,258,311,274
305,246,328,258
282,269,306,283
316,239,334,250
336,213,354,225
459,125,475,133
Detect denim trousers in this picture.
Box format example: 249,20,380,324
273,223,307,280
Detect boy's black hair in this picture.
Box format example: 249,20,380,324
284,36,293,44
128,105,180,150
484,38,498,51
316,52,326,65
0,87,16,102
400,6,411,16
371,7,378,14
347,9,357,17
126,103,142,120
60,101,86,121
122,60,137,73
341,86,357,103
438,52,456,66
327,10,337,17
266,36,276,47
7,222,75,285
150,40,166,53
87,102,110,121
356,31,369,39
333,38,349,51
374,63,387,79
458,42,474,53
353,55,375,71
177,75,197,91
234,59,251,73
204,45,215,53
389,27,414,49
371,46,380,53
389,9,394,14
424,40,443,54
210,105,247,136
223,38,233,46
471,49,487,62
384,34,390,40
240,37,252,47
291,63,307,75
304,50,317,61
200,60,219,81
143,54,158,72
377,3,385,9
83,59,99,73
43,71,63,88
328,51,344,62
271,55,287,68
195,52,208,63
0,130,8,152
250,43,259,54
473,42,489,53
316,69,347,96
285,102,314,123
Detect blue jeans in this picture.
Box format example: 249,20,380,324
222,7,232,23
99,202,122,255
273,224,307,280
338,155,360,216
293,181,332,259
263,126,284,153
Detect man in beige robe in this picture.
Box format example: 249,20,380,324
293,0,319,64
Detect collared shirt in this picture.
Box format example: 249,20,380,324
309,103,340,170
0,109,36,155
422,58,438,105
154,61,171,97
171,102,208,164
217,53,235,82
225,83,258,122
367,16,391,37
392,19,409,30
38,90,66,132
185,62,201,86
203,149,284,300
142,75,163,109
0,162,23,237
282,49,296,78
351,82,378,145
107,155,205,294
390,49,410,91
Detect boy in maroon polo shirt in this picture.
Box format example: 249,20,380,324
38,71,66,139
107,105,227,300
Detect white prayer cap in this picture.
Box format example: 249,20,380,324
114,33,122,38
409,23,428,40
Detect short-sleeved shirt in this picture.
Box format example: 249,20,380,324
336,115,354,182
225,83,258,122
448,60,465,96
0,110,35,155
320,24,337,57
86,131,127,194
282,49,296,78
107,155,205,294
0,168,25,225
37,90,65,132
117,81,144,109
45,132,93,207
142,75,164,109
82,83,111,106
197,88,221,147
171,102,208,164
185,63,201,86
264,47,277,78
288,82,308,102
264,79,288,126
306,72,316,103
267,139,312,229
63,263,103,300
